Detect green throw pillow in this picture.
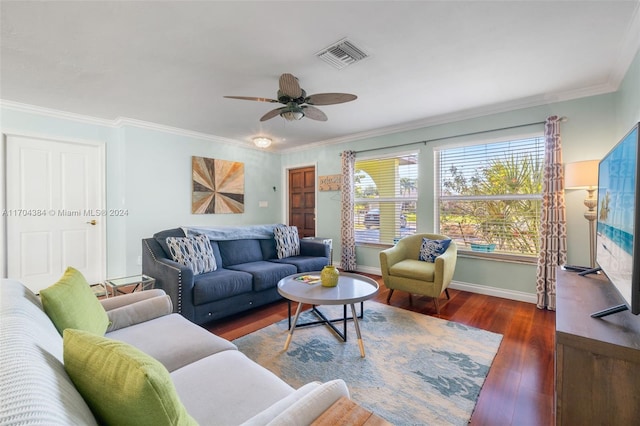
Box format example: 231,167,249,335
40,266,109,335
63,329,198,426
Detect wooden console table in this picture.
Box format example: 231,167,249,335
312,397,391,426
556,268,640,425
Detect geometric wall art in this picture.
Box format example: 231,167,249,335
192,156,245,214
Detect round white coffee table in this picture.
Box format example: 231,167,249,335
277,271,379,357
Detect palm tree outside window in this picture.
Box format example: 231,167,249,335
435,136,544,260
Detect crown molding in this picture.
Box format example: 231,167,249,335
0,100,269,151
112,117,249,148
279,80,620,154
0,100,115,127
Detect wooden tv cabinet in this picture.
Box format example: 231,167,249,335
556,268,640,425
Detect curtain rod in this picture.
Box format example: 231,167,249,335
341,117,566,155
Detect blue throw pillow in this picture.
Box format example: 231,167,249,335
419,238,452,263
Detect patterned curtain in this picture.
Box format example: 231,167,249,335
536,115,567,310
340,150,357,271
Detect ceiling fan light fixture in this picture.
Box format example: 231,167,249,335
281,110,304,121
253,136,272,148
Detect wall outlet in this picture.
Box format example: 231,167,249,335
259,201,268,208
137,255,142,265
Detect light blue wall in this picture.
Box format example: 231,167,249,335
120,126,282,275
0,109,282,277
615,48,640,134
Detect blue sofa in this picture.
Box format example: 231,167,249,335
142,225,330,325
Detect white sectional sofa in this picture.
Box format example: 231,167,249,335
0,279,349,425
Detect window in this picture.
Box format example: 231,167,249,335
354,152,418,245
435,136,544,258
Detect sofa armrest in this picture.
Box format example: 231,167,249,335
142,238,196,322
299,240,330,258
241,379,349,426
379,244,405,283
105,295,173,332
434,241,458,290
100,289,167,311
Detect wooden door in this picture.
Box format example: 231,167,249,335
6,135,106,293
288,166,316,238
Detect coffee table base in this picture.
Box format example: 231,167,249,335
286,301,364,341
283,302,368,357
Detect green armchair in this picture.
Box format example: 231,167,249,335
379,233,457,314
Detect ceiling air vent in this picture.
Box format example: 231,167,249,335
316,38,368,70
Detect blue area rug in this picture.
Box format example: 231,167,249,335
234,301,502,425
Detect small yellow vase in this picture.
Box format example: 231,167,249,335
320,265,339,287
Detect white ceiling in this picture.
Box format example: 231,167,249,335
1,1,639,151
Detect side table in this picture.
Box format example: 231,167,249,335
104,274,155,297
90,283,108,298
311,396,391,425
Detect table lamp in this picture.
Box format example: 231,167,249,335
565,160,599,268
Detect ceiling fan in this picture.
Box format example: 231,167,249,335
224,73,357,122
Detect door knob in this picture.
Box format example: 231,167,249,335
86,220,97,225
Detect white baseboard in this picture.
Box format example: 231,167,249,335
447,281,537,304
349,264,537,304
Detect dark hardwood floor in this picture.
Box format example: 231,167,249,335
206,274,556,426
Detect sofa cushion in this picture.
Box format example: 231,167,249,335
40,266,109,336
63,329,197,426
228,261,297,291
218,239,264,266
274,225,300,258
259,238,278,260
166,235,217,274
390,258,435,281
171,350,294,425
193,268,253,304
270,256,329,273
419,237,452,262
105,313,237,372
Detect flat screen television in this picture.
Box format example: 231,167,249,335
586,122,640,318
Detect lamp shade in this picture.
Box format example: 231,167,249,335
565,160,599,189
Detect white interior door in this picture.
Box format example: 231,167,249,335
6,135,106,293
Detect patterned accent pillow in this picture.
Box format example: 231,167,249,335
273,225,301,259
419,238,452,263
166,234,217,274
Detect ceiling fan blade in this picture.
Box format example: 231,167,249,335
301,105,328,121
305,93,357,105
223,96,279,103
279,73,302,99
260,107,286,122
